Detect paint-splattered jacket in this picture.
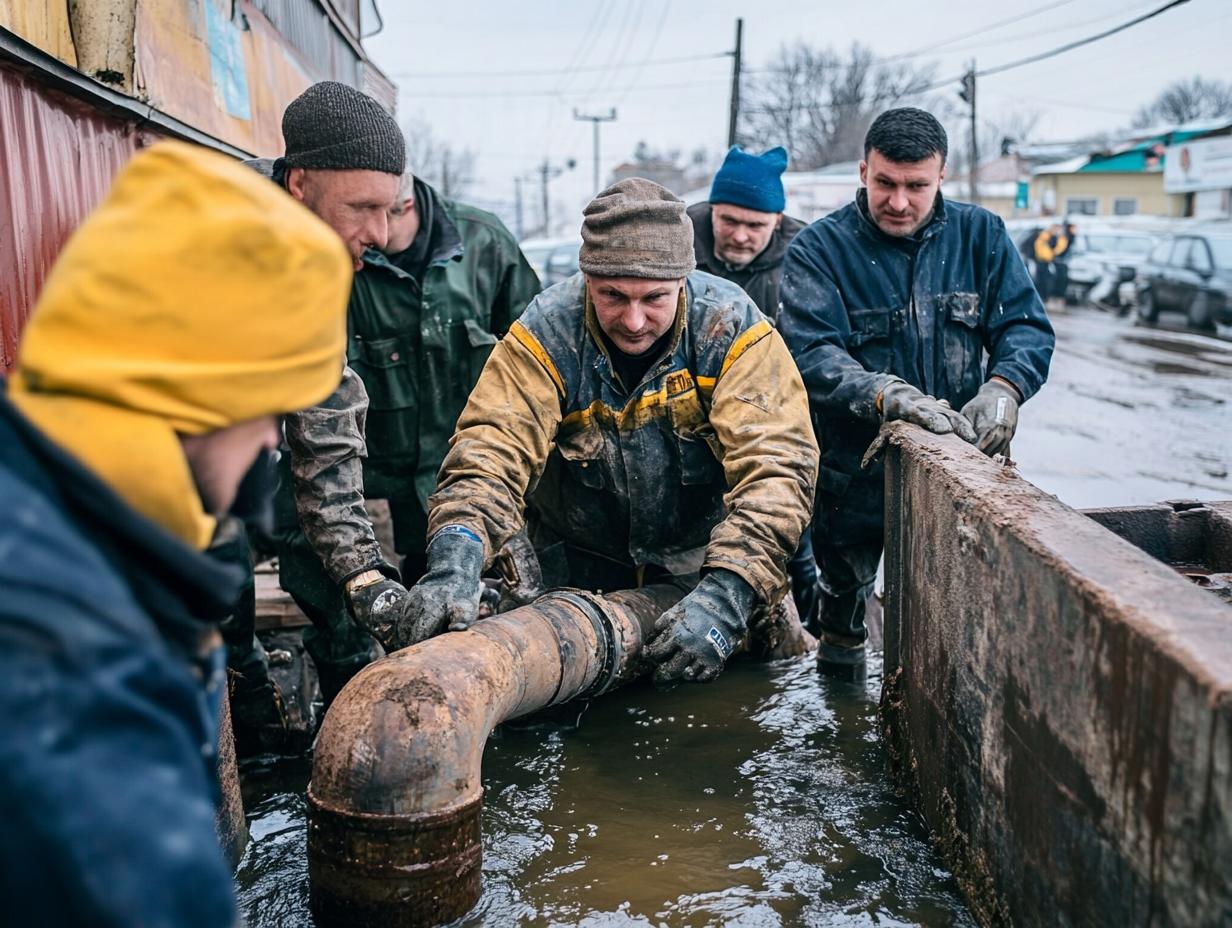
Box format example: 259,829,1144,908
779,191,1055,543
428,271,819,603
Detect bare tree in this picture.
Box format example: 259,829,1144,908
1131,77,1232,129
739,42,939,170
403,114,477,199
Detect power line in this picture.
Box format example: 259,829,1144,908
976,0,1190,78
389,52,725,80
400,78,728,100
896,0,1082,59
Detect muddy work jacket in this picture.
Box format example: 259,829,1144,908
428,272,819,603
779,190,1054,544
283,184,539,584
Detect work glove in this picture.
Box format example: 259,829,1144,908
345,569,409,651
396,527,485,648
644,569,757,685
960,378,1020,457
880,380,977,444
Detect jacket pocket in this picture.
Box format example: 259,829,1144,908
555,425,609,490
677,429,724,486
942,292,984,400
348,335,416,411
846,307,897,372
463,319,500,391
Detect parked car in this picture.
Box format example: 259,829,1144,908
1006,220,1158,305
1136,230,1232,331
1064,230,1158,304
520,236,582,288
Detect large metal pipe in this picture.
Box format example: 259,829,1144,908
307,584,686,927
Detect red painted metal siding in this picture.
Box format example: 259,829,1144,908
0,61,161,372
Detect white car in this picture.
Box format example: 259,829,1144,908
519,237,582,288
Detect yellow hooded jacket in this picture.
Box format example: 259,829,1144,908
9,141,352,549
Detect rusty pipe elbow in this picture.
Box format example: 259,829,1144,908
307,585,682,927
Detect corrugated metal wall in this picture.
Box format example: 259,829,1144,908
0,0,395,371
0,61,160,372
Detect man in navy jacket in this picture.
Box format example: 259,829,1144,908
779,107,1054,674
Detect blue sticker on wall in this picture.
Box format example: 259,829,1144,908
204,1,251,121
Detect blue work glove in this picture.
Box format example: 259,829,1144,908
396,527,485,649
644,569,757,684
960,378,1020,457
880,380,977,444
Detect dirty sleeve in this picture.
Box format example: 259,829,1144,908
283,366,387,585
703,327,819,603
982,224,1056,403
778,242,897,423
427,335,561,561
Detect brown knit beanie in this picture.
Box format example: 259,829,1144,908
579,178,696,279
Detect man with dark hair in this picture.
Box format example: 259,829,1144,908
779,106,1054,676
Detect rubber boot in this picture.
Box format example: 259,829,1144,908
816,631,867,682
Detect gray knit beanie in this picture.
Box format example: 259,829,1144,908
281,81,405,175
579,178,696,279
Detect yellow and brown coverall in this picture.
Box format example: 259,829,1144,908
428,271,819,605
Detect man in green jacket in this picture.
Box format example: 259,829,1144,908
278,167,541,701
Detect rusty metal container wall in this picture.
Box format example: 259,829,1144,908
880,423,1232,926
0,61,157,372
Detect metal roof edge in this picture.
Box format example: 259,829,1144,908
0,25,252,160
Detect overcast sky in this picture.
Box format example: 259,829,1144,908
365,0,1230,232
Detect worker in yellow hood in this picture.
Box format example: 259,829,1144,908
0,140,350,927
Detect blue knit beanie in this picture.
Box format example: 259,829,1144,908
709,145,788,213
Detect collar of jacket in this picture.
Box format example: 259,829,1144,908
582,282,689,388
362,178,463,278
854,187,948,247
689,201,799,274
0,386,245,650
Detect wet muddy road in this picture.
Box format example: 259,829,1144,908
1015,311,1231,508
234,309,1228,927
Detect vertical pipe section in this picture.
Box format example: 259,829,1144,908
307,585,684,927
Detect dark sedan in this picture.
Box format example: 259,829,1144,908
1137,231,1232,331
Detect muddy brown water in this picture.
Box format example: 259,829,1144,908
236,652,976,926
235,312,1232,925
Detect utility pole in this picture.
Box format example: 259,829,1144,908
513,177,524,240
958,60,979,205
727,18,743,147
573,108,617,194
535,158,576,237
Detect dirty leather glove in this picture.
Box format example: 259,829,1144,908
644,569,757,685
960,378,1020,457
396,527,485,648
880,380,977,444
345,570,409,650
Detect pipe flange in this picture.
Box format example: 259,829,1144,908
542,589,621,701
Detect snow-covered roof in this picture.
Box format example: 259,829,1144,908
1031,155,1093,177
